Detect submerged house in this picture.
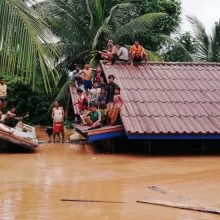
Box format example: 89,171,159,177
71,62,220,145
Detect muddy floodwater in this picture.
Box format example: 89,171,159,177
1,131,220,219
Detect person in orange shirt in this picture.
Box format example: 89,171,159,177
129,41,148,65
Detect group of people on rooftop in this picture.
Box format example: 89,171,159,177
50,40,148,142
69,64,122,130
98,40,148,65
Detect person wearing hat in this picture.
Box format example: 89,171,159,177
0,77,7,111
82,102,102,130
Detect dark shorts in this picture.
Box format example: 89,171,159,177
83,80,92,91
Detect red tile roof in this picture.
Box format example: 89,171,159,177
102,62,220,135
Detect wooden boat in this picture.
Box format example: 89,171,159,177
0,122,38,151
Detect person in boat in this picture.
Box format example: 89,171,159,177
0,77,7,111
82,64,92,93
51,101,65,143
108,87,123,126
116,42,129,62
129,40,148,65
0,111,6,124
106,75,119,112
88,81,101,106
82,102,102,130
99,40,117,64
4,108,17,127
0,111,14,134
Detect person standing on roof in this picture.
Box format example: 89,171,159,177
106,75,119,112
0,77,7,111
117,42,129,62
82,64,92,93
129,40,148,65
88,81,101,105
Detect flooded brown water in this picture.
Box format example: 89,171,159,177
1,129,220,219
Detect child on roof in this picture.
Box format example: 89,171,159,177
82,102,102,130
82,64,92,93
98,87,108,125
106,74,119,112
88,81,101,105
108,87,123,126
77,88,88,114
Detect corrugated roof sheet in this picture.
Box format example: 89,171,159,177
102,62,220,135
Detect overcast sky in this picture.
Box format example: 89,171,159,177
181,0,220,34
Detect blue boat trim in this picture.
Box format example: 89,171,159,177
127,134,220,140
88,131,126,141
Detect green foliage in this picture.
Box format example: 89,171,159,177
5,76,52,125
163,32,197,62
188,16,220,62
36,0,167,66
129,0,181,51
0,0,59,93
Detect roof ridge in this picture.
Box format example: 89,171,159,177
144,61,220,66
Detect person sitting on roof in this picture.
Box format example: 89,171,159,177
108,87,123,126
106,75,119,112
129,40,148,65
82,64,92,93
116,42,129,62
82,102,102,130
99,40,117,64
89,81,101,106
0,111,6,124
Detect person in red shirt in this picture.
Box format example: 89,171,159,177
129,41,148,65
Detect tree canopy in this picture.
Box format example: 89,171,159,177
36,0,181,65
0,0,59,92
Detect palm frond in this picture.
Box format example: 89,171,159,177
210,20,220,62
104,3,131,27
0,0,59,92
147,50,163,61
160,34,193,61
187,15,210,61
114,13,166,41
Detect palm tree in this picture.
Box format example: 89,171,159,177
188,16,220,62
37,0,165,105
37,0,165,65
0,0,59,92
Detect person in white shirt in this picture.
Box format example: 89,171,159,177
88,81,101,105
0,77,7,111
117,43,129,62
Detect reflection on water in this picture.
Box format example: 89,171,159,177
0,129,220,219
